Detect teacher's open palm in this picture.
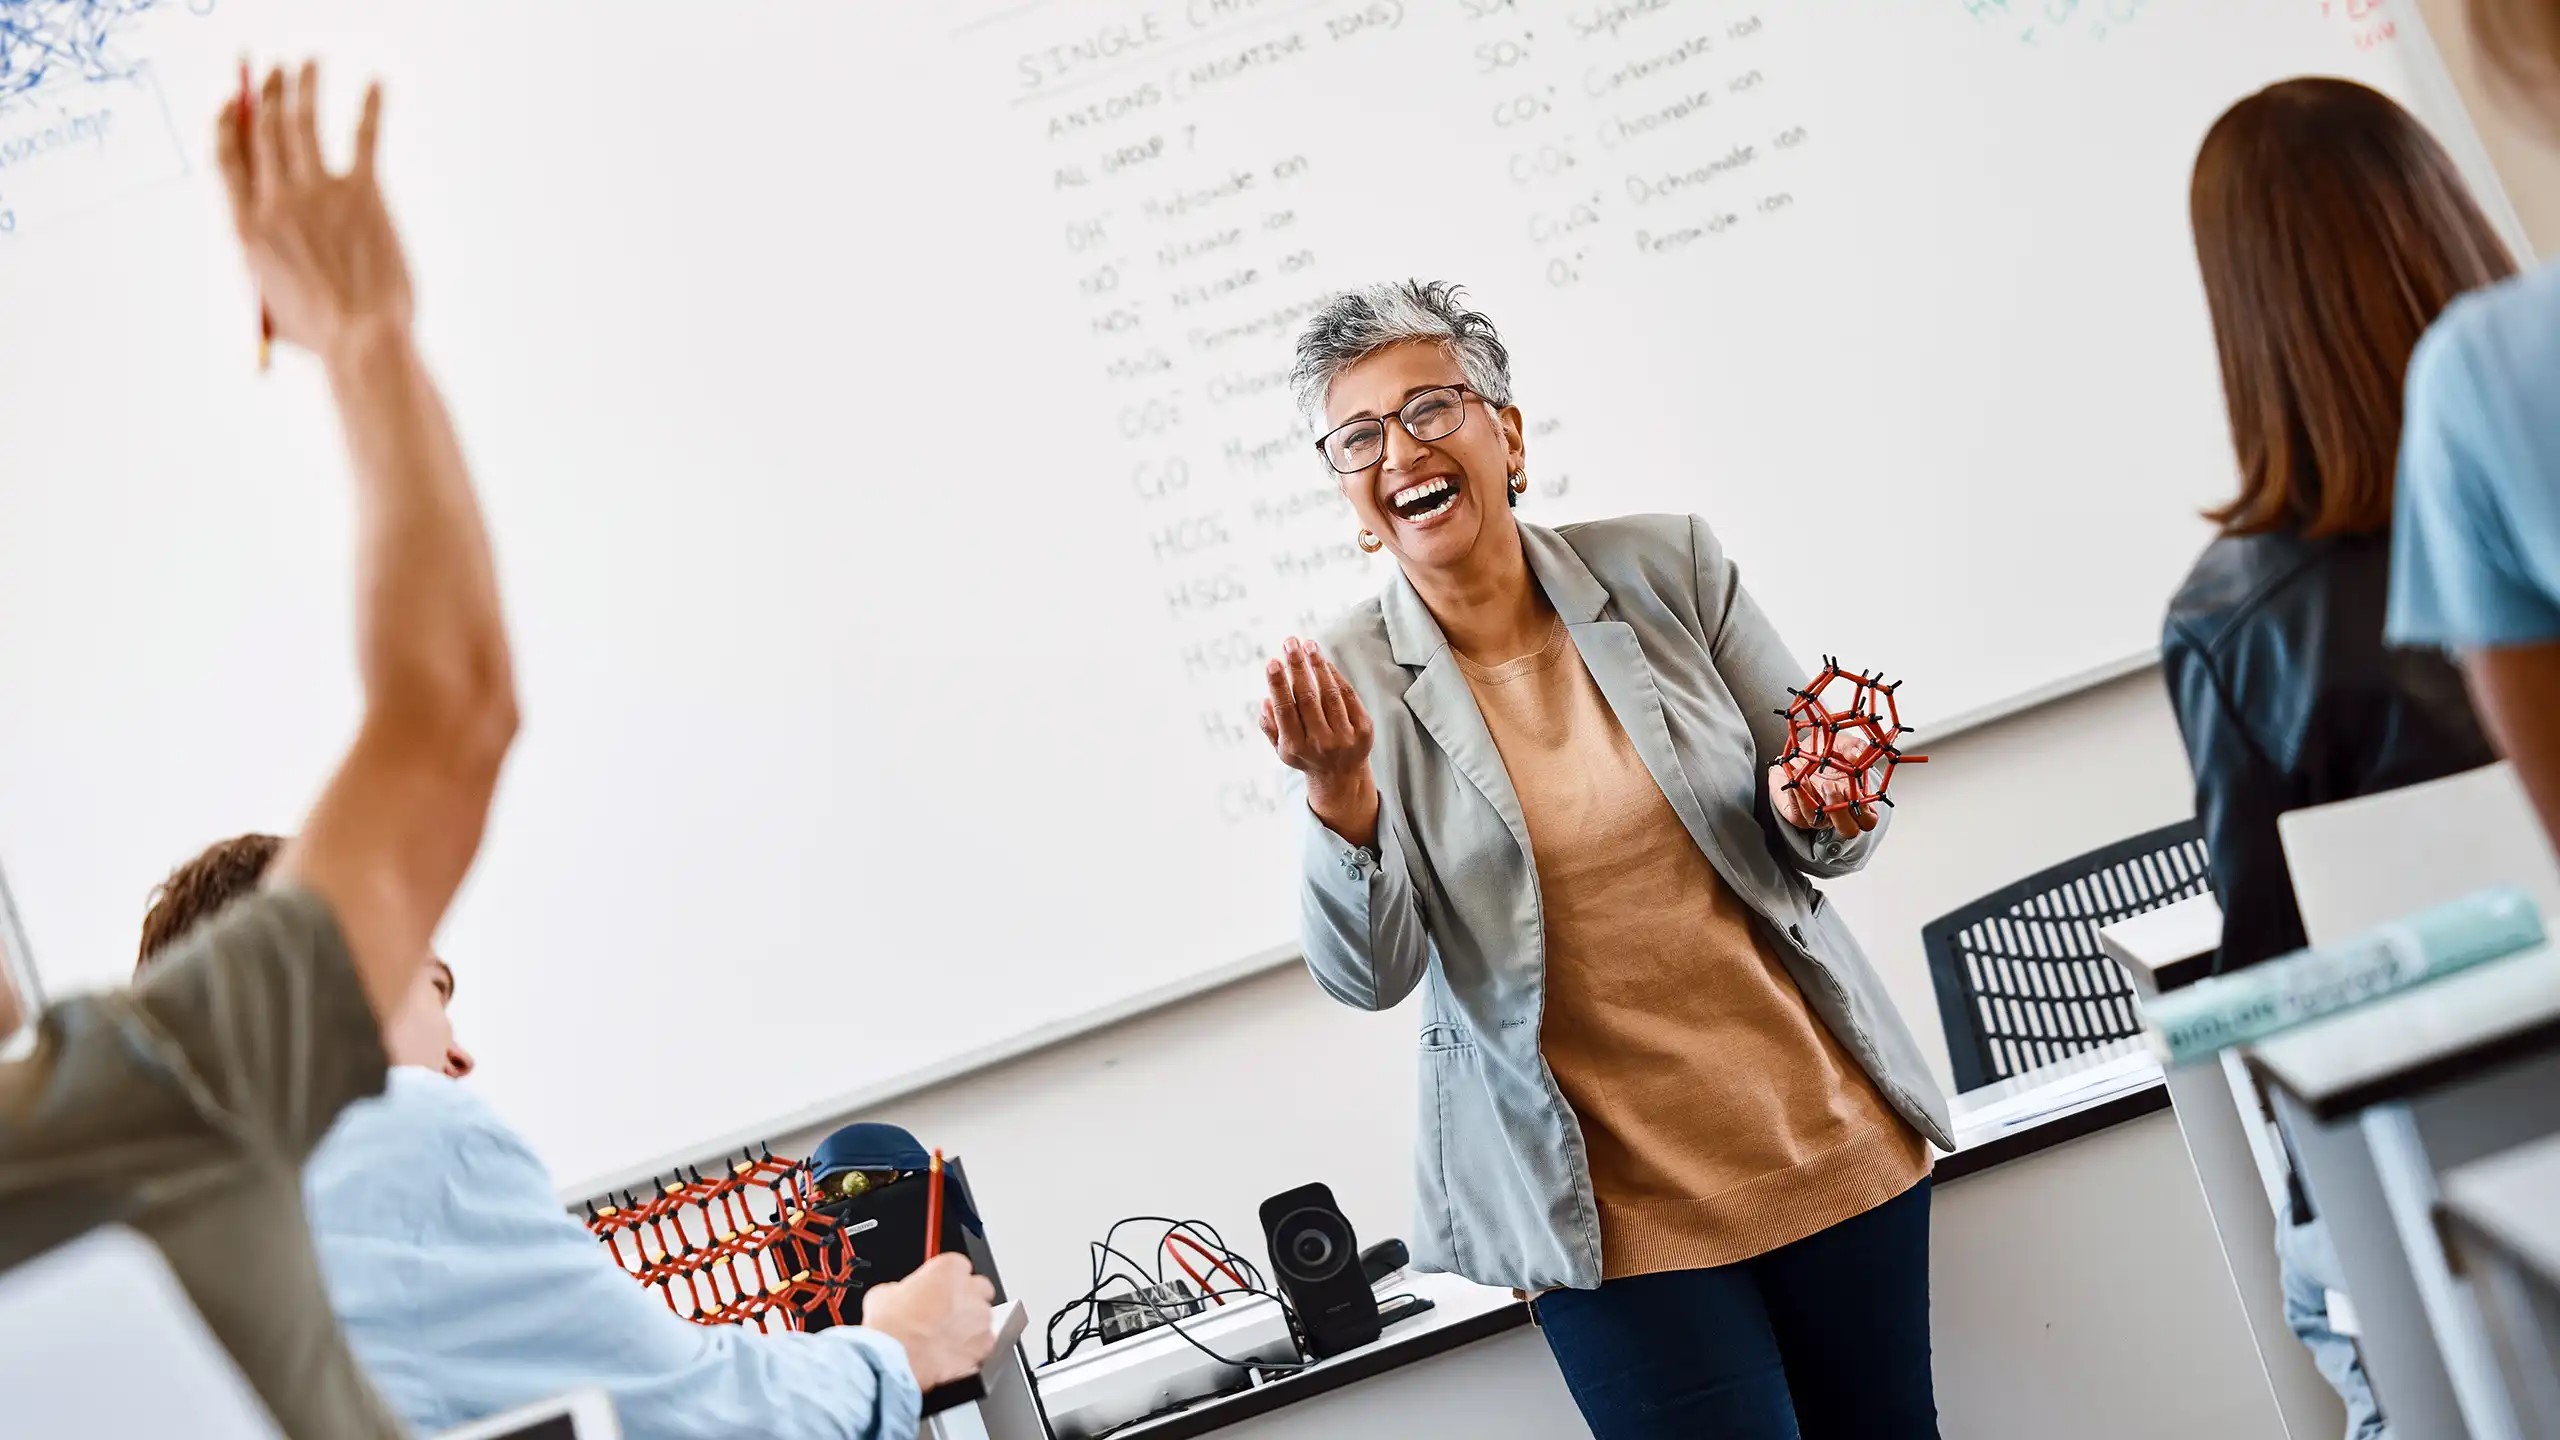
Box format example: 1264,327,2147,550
1260,638,1371,783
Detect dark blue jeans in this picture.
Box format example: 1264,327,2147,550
1535,1180,1937,1440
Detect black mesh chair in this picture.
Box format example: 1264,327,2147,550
1923,820,2213,1092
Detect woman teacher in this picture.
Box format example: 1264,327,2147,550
1258,282,1952,1439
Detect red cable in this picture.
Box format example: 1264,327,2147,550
1162,1231,1250,1305
1164,1241,1213,1304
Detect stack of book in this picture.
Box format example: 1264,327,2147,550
2140,886,2545,1066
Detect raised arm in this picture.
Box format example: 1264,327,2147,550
218,66,517,1024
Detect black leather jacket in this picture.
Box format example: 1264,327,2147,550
2163,530,2496,974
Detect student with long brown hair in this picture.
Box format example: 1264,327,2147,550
2168,76,2516,1438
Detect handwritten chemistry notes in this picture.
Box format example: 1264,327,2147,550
0,0,200,238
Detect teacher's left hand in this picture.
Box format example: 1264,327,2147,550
1768,727,1882,838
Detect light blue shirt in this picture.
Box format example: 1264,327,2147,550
302,1069,920,1440
2389,261,2560,650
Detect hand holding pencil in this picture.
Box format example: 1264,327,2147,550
862,1251,999,1390
217,61,414,367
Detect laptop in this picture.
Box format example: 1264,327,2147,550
435,1389,621,1439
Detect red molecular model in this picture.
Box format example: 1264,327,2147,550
1774,656,1927,818
585,1147,861,1333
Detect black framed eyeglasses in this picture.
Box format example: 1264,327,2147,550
1314,385,1478,474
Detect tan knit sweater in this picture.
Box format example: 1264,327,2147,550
1458,621,1927,1278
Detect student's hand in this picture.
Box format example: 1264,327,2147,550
1769,727,1882,838
216,62,414,362
862,1253,998,1390
1260,638,1380,847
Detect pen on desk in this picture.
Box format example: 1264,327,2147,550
237,62,274,371
923,1149,945,1259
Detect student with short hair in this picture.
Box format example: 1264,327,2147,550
138,833,477,1082
137,835,998,1440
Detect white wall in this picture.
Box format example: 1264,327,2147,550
744,668,2202,1336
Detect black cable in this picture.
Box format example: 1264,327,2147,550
1084,1316,1302,1440
1044,1271,1144,1364
1116,1292,1308,1374
1101,1217,1254,1278
1095,1238,1281,1311
1102,1215,1247,1261
1085,1239,1308,1371
1046,1246,1114,1362
1112,1215,1272,1298
1090,1239,1170,1288
1049,1238,1187,1363
1164,1218,1270,1293
1046,1219,1309,1375
1118,1294,1304,1374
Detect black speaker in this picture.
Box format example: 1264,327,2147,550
1258,1182,1382,1359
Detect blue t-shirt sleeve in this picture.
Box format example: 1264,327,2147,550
2389,305,2560,649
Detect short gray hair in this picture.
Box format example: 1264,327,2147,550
1290,281,1515,431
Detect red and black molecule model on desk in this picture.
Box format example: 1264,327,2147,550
583,1145,863,1333
1773,657,1928,818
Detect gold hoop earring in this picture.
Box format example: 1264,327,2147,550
1508,470,1529,495
1357,529,1384,554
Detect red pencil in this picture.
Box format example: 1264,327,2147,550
237,62,273,371
922,1149,945,1260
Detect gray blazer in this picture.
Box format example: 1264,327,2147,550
1301,514,1955,1293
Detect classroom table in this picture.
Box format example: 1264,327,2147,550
1052,1040,2299,1440
2248,945,2560,1440
2441,1134,2560,1435
2101,893,2348,1440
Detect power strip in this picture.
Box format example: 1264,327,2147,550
1036,1291,1302,1439
1095,1280,1205,1344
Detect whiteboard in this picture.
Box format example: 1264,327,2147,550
0,0,2520,1191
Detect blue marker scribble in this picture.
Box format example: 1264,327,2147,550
0,0,175,108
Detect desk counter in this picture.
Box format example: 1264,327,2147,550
1087,1043,2169,1440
